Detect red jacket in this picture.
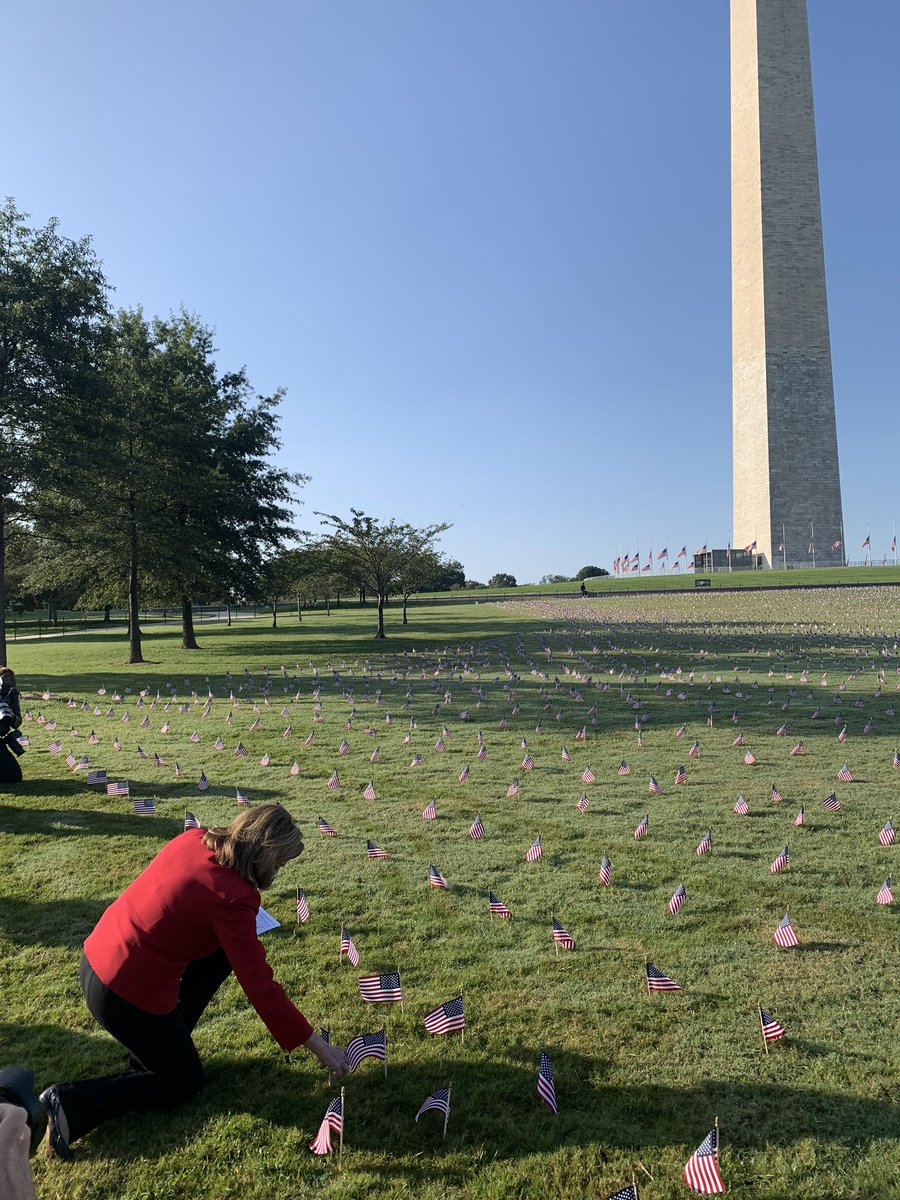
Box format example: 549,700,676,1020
84,829,313,1052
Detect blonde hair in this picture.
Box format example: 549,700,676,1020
203,804,303,889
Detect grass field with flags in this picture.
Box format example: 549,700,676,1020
2,591,898,1199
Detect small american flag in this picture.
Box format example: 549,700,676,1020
602,1186,639,1200
875,878,893,905
489,891,511,918
258,751,270,767
823,792,841,812
759,1007,786,1042
305,731,315,746
317,815,337,836
423,995,464,1035
106,781,129,796
575,794,590,813
771,783,783,803
561,747,571,762
415,1087,450,1122
327,770,340,789
770,846,789,874
366,839,388,860
676,725,686,738
790,741,804,756
537,1051,557,1114
340,928,360,967
617,760,631,775
296,887,310,922
646,962,681,991
836,764,853,783
525,836,543,862
773,912,799,947
189,730,200,743
551,917,574,949
477,744,487,762
290,759,300,775
362,782,376,800
434,737,446,751
878,818,895,846
347,1030,386,1072
309,1096,342,1155
338,739,349,755
732,732,745,746
48,740,62,753
213,737,224,750
744,750,756,765
793,807,805,827
469,814,485,839
88,731,99,744
667,883,686,916
695,831,711,856
733,794,749,815
234,742,248,757
581,766,595,783
648,775,662,795
86,769,107,785
135,746,148,760
358,971,402,1003
506,780,520,797
598,855,612,886
893,750,900,769
421,801,437,820
236,789,251,805
198,772,209,792
634,814,649,839
688,740,700,758
65,753,77,768
410,754,422,766
133,797,156,816
674,766,687,785
370,747,380,762
184,811,201,831
683,1126,724,1194
428,864,451,889
522,753,534,771
837,726,847,742
775,723,786,737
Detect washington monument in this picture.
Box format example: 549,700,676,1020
731,0,843,568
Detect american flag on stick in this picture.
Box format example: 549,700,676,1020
581,766,595,783
537,1051,557,1114
317,815,337,836
599,855,612,886
836,764,853,783
878,818,895,846
184,811,201,831
468,815,485,839
759,1007,786,1043
366,839,388,860
296,888,310,923
358,972,402,1003
823,792,841,812
575,794,590,813
648,775,662,795
362,782,376,800
733,794,749,815
340,928,360,967
133,797,156,816
683,1125,724,1194
415,1087,451,1127
770,846,789,874
327,770,340,789
106,781,129,796
793,808,805,827
695,830,711,856
634,814,649,839
875,878,893,906
617,760,631,775
773,912,799,947
489,891,511,918
309,1094,343,1156
667,883,686,916
423,995,465,1035
421,802,437,820
551,917,574,949
646,962,681,991
428,864,451,889
525,836,543,862
346,1030,386,1072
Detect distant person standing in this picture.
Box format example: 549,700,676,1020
0,667,24,784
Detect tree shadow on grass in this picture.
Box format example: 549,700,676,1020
0,897,109,949
69,1051,900,1176
0,804,184,842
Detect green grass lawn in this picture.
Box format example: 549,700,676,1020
2,594,899,1199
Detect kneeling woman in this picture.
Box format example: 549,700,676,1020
39,804,348,1158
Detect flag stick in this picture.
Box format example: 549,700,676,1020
397,966,403,1013
633,1173,640,1199
551,911,558,959
645,962,650,997
443,1082,453,1139
339,921,342,965
338,1086,345,1168
758,1004,769,1055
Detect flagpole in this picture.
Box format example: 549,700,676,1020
397,966,403,1014
758,1004,769,1055
443,1082,453,1139
338,1086,345,1169
633,1174,640,1198
552,912,558,959
782,523,786,571
460,994,464,1045
645,962,650,997
339,922,342,965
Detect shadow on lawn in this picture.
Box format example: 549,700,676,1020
0,803,184,841
71,1050,900,1174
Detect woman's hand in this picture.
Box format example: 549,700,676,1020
303,1031,350,1079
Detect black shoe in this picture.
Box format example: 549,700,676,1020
0,1065,48,1158
38,1086,74,1161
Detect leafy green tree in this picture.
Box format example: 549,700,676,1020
488,573,517,589
315,510,450,638
540,574,569,584
0,200,108,663
575,565,608,580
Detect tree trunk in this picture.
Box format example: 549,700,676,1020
296,594,302,621
181,594,200,649
48,595,58,624
359,587,366,607
103,604,111,625
0,493,7,666
375,592,386,638
272,597,278,627
226,601,232,627
127,496,144,663
402,593,409,625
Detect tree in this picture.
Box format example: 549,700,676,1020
575,565,609,580
0,200,109,664
315,510,450,638
488,573,517,589
540,574,569,584
396,547,442,625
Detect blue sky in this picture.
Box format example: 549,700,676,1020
8,2,899,581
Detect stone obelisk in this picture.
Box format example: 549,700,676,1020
731,0,843,568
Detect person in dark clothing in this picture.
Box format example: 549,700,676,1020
0,667,24,784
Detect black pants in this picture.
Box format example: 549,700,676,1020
0,743,22,784
55,952,233,1144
